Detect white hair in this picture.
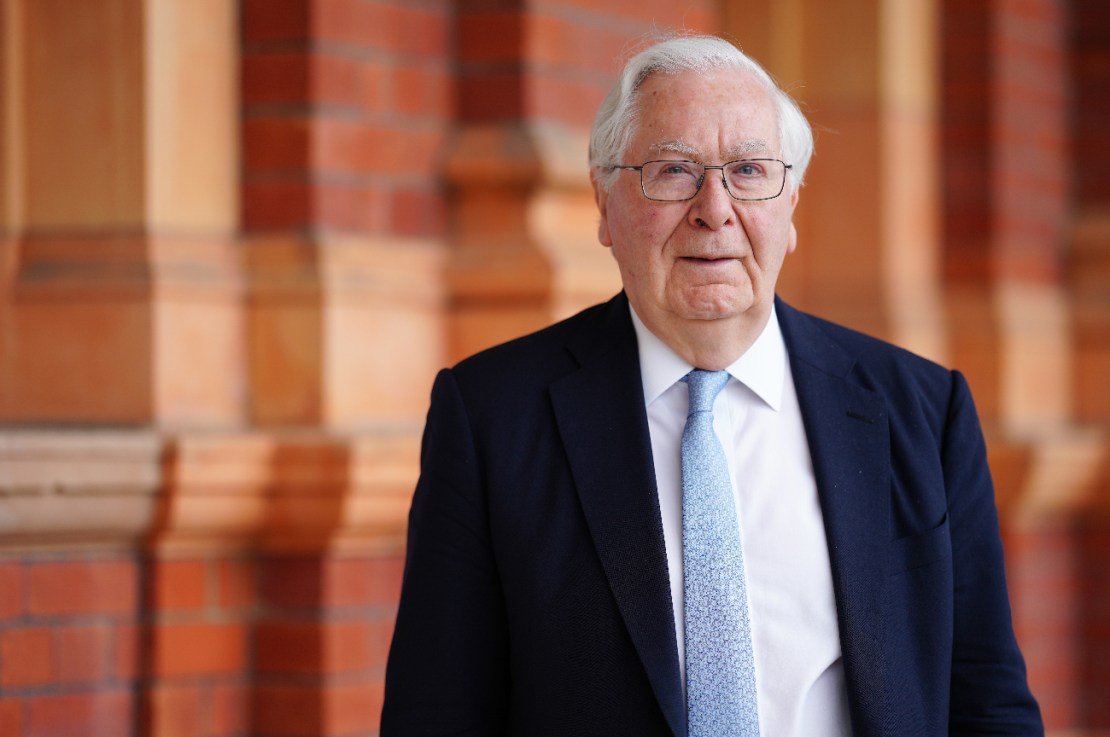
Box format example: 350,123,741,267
589,35,814,193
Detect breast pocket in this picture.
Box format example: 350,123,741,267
888,515,951,575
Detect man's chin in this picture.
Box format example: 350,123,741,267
673,292,758,323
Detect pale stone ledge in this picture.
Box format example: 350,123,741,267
0,430,162,551
0,429,420,555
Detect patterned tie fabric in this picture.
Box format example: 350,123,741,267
681,369,760,737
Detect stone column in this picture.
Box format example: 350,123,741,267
941,1,1101,730
0,0,243,427
0,2,252,735
445,0,718,363
728,0,946,361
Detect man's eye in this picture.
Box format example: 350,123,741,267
658,163,696,177
733,163,764,177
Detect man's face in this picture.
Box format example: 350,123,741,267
594,68,799,344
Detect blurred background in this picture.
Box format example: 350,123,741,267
0,0,1106,735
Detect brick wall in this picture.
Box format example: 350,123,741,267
144,556,254,737
0,1,1106,736
241,0,452,238
0,556,140,737
252,556,402,736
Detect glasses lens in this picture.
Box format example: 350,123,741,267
723,159,785,200
640,161,703,201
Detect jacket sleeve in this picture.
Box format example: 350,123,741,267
381,368,509,736
944,370,1043,735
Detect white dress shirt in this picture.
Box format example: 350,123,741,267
629,305,852,737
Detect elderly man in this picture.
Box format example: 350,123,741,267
382,36,1042,737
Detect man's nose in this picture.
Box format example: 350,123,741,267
688,172,736,229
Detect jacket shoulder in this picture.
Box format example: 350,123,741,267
777,300,964,432
781,302,951,382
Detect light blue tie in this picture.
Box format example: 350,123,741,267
681,369,759,737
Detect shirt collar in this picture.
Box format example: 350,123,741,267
629,303,786,412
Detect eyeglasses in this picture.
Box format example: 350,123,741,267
613,159,793,202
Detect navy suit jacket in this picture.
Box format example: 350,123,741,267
382,293,1042,736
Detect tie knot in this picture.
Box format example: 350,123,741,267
683,369,730,414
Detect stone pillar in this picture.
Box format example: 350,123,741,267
942,0,1071,432
0,2,254,733
1067,0,1110,730
0,0,243,428
237,2,453,735
445,0,717,363
1070,0,1110,428
240,0,448,428
729,0,947,361
941,0,1104,731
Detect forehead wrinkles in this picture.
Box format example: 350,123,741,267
629,71,781,161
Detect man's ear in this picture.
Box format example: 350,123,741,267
786,187,800,254
591,174,613,248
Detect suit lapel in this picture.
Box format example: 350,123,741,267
550,295,687,737
777,300,890,737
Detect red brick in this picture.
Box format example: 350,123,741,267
393,65,451,119
314,181,367,232
359,60,391,114
325,682,378,735
242,0,309,44
311,53,362,108
56,625,111,684
259,557,325,609
243,180,313,230
260,554,406,611
313,0,377,48
530,74,607,127
243,118,311,173
210,683,250,737
149,559,208,612
151,622,249,678
217,559,255,611
367,615,396,668
28,558,138,617
529,13,628,74
254,685,320,736
256,619,371,675
312,117,369,175
0,627,53,687
242,52,310,106
459,73,525,122
357,186,391,234
28,689,132,737
315,120,446,177
254,681,379,737
113,622,140,680
329,123,444,179
244,50,363,109
397,6,450,59
364,674,386,732
0,564,22,620
391,188,446,237
0,699,21,737
324,620,373,673
458,11,523,63
144,683,204,737
255,621,318,675
323,556,404,608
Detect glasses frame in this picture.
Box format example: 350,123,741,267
613,158,794,202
